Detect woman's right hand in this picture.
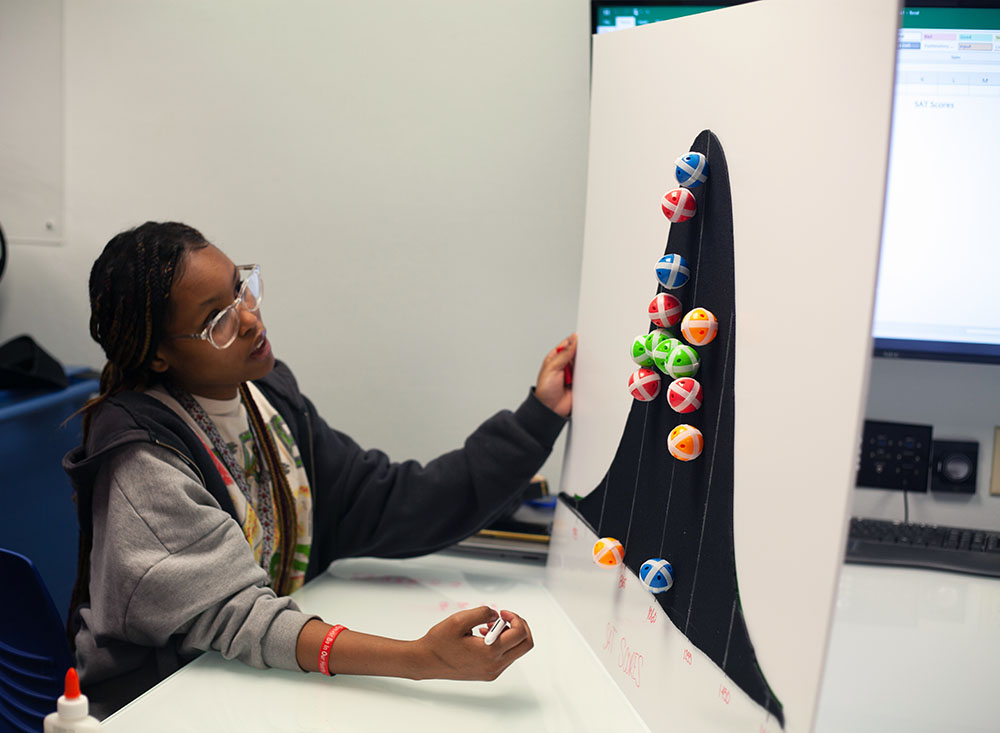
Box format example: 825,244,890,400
411,606,534,681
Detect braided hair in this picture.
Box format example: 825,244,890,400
81,221,209,438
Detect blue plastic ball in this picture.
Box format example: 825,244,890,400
655,254,690,290
639,558,674,594
675,152,709,188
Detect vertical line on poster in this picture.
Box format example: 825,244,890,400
721,597,737,671
658,461,677,556
690,134,711,302
684,309,734,635
624,402,651,547
596,473,611,536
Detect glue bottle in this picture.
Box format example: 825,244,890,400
43,668,101,732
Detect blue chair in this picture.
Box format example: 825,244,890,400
0,549,73,733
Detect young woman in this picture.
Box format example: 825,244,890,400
64,221,577,717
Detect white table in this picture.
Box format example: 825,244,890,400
101,552,649,732
101,553,1000,732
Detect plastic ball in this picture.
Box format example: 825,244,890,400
639,559,675,594
628,368,661,401
675,152,709,188
651,337,681,374
655,254,690,290
661,188,697,223
667,378,703,413
644,328,675,356
681,308,719,346
668,424,704,461
648,293,683,329
593,537,624,567
664,344,700,379
630,335,654,367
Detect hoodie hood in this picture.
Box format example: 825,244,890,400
62,391,209,536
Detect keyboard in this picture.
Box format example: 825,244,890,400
846,517,1000,578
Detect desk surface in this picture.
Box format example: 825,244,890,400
102,553,648,732
815,563,1000,733
101,554,999,733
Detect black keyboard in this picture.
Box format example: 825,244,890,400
846,517,1000,578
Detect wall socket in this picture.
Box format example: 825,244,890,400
856,420,933,491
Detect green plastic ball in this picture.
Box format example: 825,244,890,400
651,337,681,373
631,335,654,367
645,328,675,356
666,344,700,378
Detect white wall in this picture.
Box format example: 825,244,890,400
854,358,1000,532
0,0,590,485
0,0,63,246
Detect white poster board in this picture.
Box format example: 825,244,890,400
548,0,900,730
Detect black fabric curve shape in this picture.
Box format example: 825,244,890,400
563,130,784,727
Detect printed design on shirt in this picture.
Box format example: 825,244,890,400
247,383,313,592
270,414,303,468
269,549,282,581
235,429,261,479
244,507,264,565
293,543,311,575
228,428,277,566
198,436,267,565
225,429,279,567
204,440,237,490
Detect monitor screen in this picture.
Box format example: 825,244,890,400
592,3,1000,365
874,4,1000,364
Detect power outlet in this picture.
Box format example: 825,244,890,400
856,420,933,491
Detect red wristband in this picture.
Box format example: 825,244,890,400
318,624,347,676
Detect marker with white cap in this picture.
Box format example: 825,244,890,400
483,615,509,646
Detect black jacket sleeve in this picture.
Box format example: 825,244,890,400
258,363,566,579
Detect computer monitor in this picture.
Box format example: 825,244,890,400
874,2,1000,364
591,2,1000,365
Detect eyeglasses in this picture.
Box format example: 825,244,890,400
170,264,263,350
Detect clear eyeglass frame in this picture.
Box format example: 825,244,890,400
171,264,263,350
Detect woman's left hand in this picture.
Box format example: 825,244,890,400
535,334,577,418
